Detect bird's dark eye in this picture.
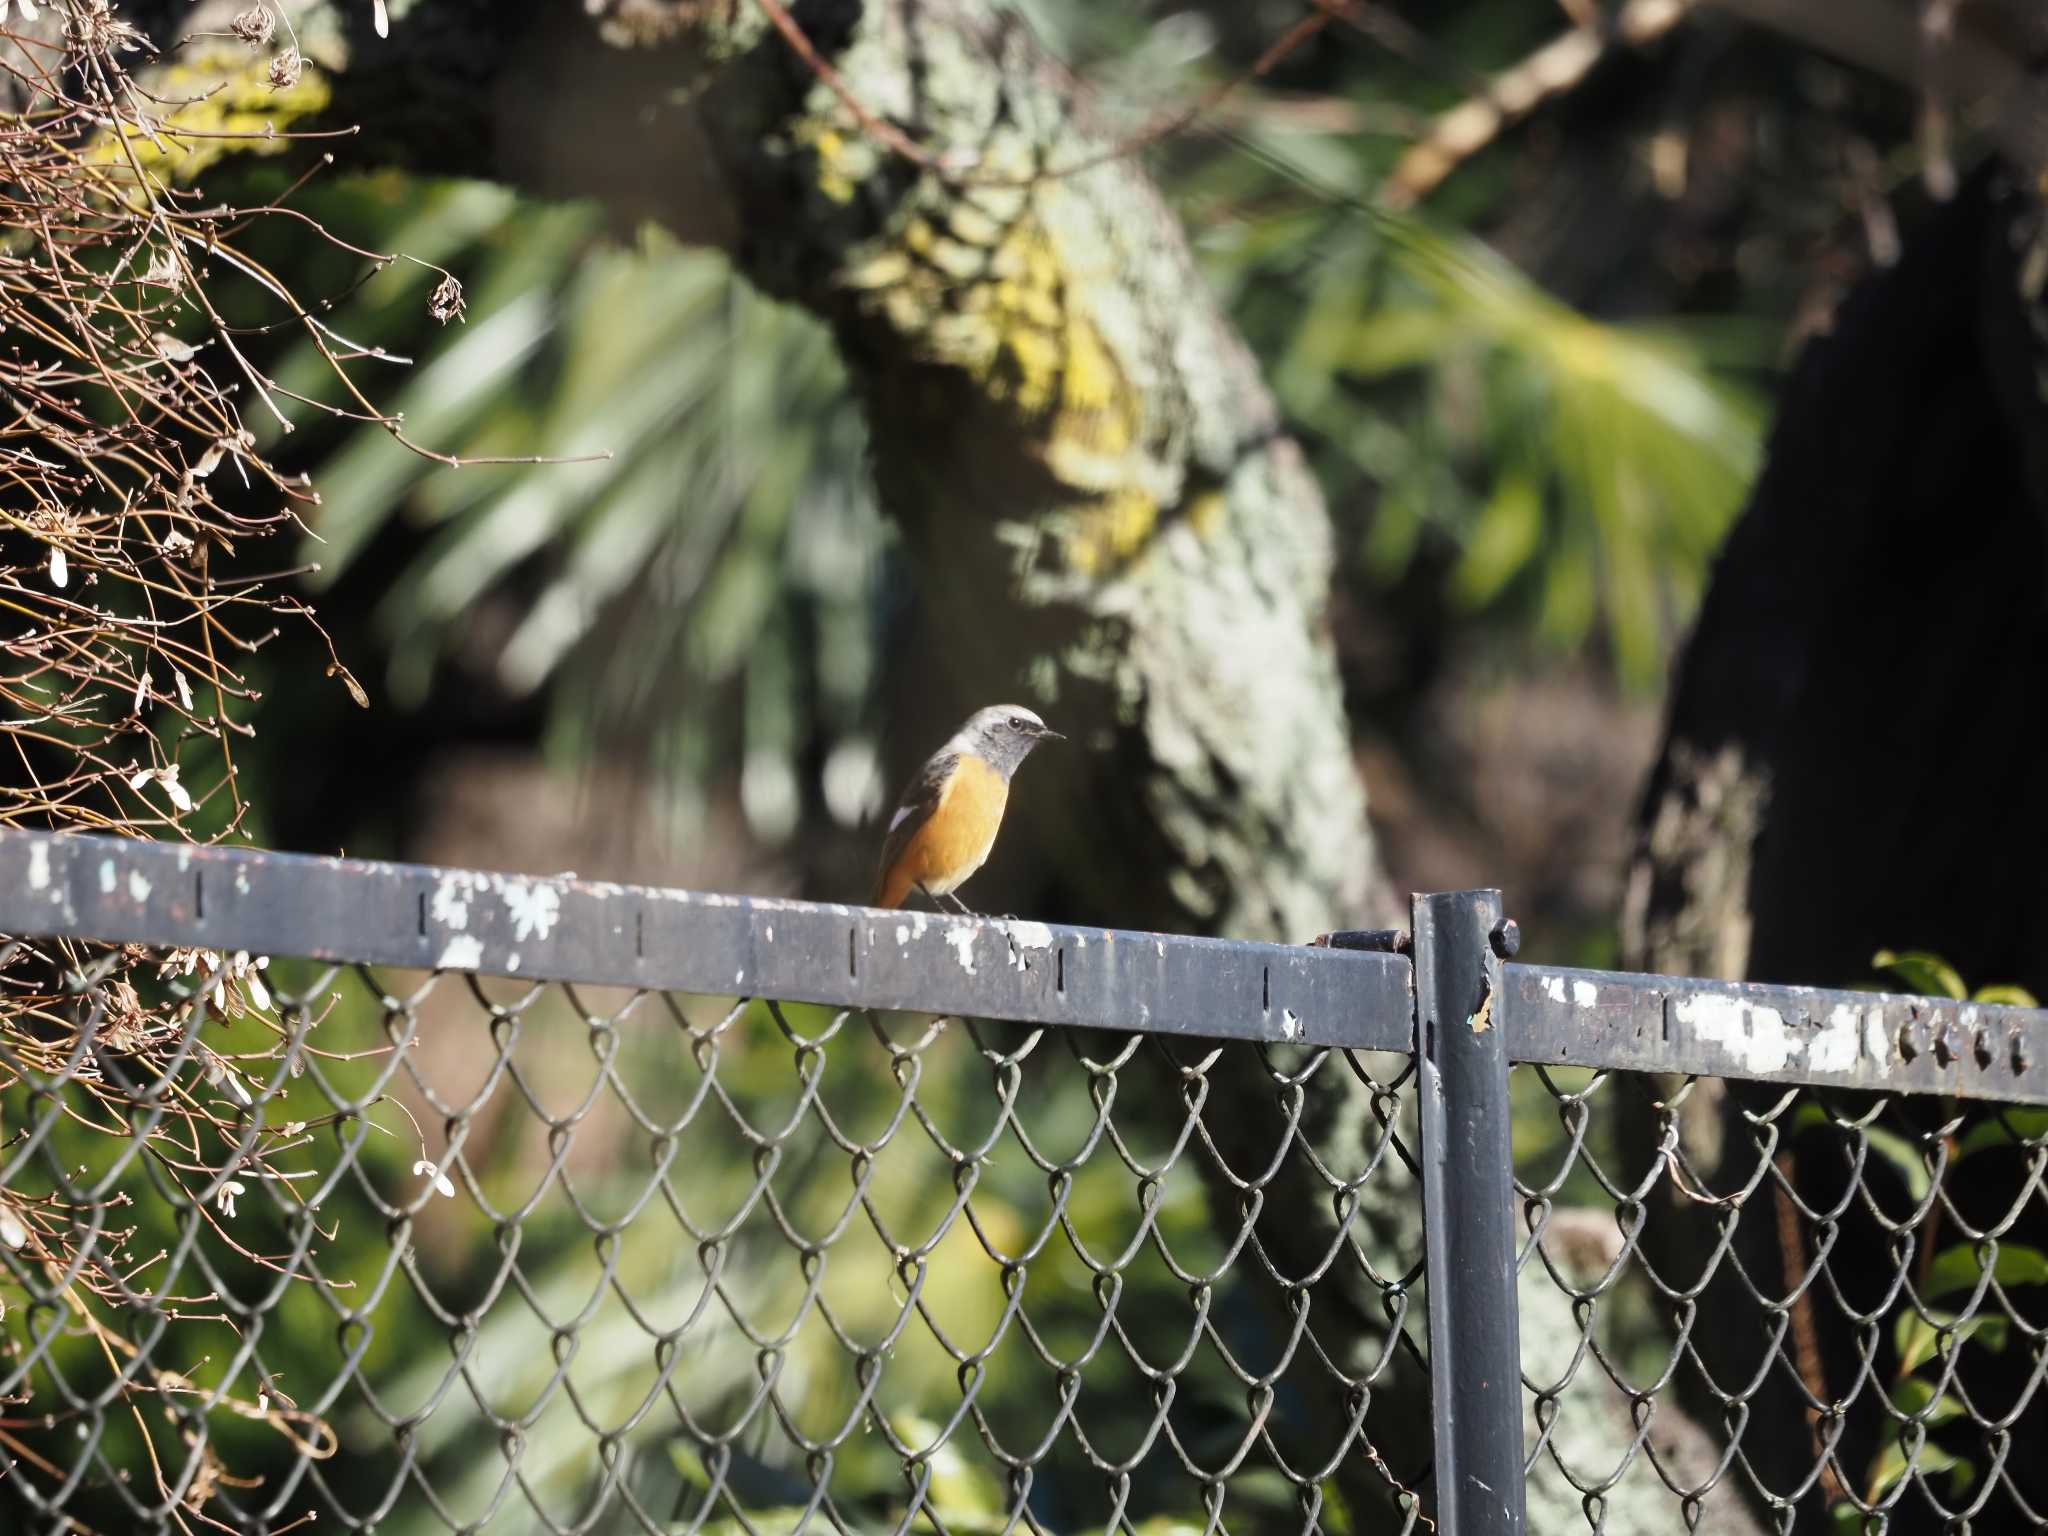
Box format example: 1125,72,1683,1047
1009,716,1028,731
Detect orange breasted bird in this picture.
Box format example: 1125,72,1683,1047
870,705,1062,912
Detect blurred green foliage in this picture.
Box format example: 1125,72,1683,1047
232,176,885,845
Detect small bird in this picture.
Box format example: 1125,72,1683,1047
870,704,1062,912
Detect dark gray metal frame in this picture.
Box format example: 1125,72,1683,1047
7,829,2048,1536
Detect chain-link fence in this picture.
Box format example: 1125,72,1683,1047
2,832,2045,1536
1502,971,2048,1535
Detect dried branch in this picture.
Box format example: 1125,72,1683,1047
0,2,549,1518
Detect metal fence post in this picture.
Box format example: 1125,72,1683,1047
1412,889,1527,1536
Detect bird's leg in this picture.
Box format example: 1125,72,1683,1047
915,882,969,916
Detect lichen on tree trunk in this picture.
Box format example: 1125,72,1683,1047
603,0,1392,941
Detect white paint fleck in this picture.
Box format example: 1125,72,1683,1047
436,935,483,971
502,880,560,942
99,859,116,895
28,841,50,890
1156,940,1165,958
235,868,250,895
1004,921,1054,951
1572,980,1598,1008
430,874,472,931
765,925,774,943
506,953,520,972
1808,1004,1863,1074
1674,993,1792,1074
945,926,978,976
1542,975,1568,1003
895,925,910,947
735,969,745,985
127,870,151,902
1863,1013,1894,1076
1281,1008,1302,1041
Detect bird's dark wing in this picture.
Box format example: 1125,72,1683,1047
871,751,957,905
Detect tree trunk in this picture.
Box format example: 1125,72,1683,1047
1622,161,2048,1532
246,0,1390,941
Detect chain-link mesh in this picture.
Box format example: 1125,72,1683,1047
1515,1063,2048,1534
1,941,1434,1535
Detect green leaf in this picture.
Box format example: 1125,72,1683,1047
1449,471,1543,608
1956,1107,2048,1158
1871,950,1968,1001
1895,1308,2010,1376
1861,1432,1966,1503
1923,1243,2048,1302
1970,983,2040,1008
1888,1375,1964,1426
1861,1126,1935,1204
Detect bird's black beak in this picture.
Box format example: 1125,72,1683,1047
1036,726,1065,741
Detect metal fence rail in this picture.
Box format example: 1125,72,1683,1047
1,829,2045,1536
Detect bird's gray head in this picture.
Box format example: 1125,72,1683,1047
951,704,1062,778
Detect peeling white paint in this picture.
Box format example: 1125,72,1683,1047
1004,921,1054,951
1281,1008,1302,1041
1542,975,1568,1004
1675,992,1792,1074
99,859,116,895
127,870,151,902
765,925,774,943
436,935,482,970
1155,940,1165,958
431,873,473,931
1863,1014,1893,1074
502,880,560,942
1808,1003,1863,1074
1572,980,1597,1008
28,841,49,890
895,924,910,946
945,926,978,976
506,952,520,972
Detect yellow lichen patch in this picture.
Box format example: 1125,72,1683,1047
1048,313,1131,452
1063,487,1158,576
91,51,331,183
856,206,1144,498
968,222,1140,467
1186,489,1226,541
793,119,863,205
